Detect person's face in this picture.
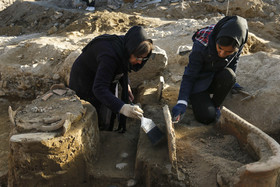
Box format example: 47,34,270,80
216,43,237,58
129,51,150,65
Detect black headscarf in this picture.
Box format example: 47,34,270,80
212,16,248,48
124,26,153,72
83,26,152,72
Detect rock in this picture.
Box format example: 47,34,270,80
53,11,63,19
121,152,129,158
129,46,167,89
137,82,158,105
8,97,99,186
116,162,128,170
224,52,280,134
56,50,81,86
52,73,60,80
127,179,137,186
47,26,58,35
176,45,191,65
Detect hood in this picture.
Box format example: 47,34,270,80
213,16,248,48
124,26,153,72
82,26,152,73
124,26,152,55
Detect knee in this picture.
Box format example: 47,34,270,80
194,107,216,125
214,68,236,89
222,68,236,84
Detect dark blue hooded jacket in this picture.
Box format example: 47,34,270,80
178,16,248,103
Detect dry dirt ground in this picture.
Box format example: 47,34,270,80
1,0,280,186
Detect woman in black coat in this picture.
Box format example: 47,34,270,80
69,26,154,131
172,16,248,124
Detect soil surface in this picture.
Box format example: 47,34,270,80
1,0,280,186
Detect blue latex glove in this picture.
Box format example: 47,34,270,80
172,104,187,123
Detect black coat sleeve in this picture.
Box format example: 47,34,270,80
93,52,125,113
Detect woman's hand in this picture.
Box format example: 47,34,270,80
128,84,134,102
120,104,143,119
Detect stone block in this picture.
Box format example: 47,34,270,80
8,88,99,186
129,46,167,89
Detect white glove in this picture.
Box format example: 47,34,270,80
119,104,143,119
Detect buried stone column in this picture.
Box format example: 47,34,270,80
8,87,99,186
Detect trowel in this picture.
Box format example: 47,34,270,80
141,116,164,145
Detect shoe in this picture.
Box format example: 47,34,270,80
232,82,244,94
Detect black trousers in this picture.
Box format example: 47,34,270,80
190,68,236,124
82,0,95,6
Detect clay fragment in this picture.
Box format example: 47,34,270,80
8,106,21,126
8,106,16,126
39,118,65,132
52,89,67,96
43,116,61,124
50,83,66,90
19,118,42,123
61,113,72,135
41,92,53,101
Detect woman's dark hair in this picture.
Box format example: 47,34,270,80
132,40,154,57
216,36,239,49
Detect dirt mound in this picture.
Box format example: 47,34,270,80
0,1,84,36
60,10,156,35
120,0,280,43
0,1,157,36
0,0,15,11
243,33,272,54
1,0,279,43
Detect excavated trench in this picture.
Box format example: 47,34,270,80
0,31,279,187
0,34,279,187
0,86,280,187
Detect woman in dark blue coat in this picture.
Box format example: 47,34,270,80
172,16,248,124
69,26,154,131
